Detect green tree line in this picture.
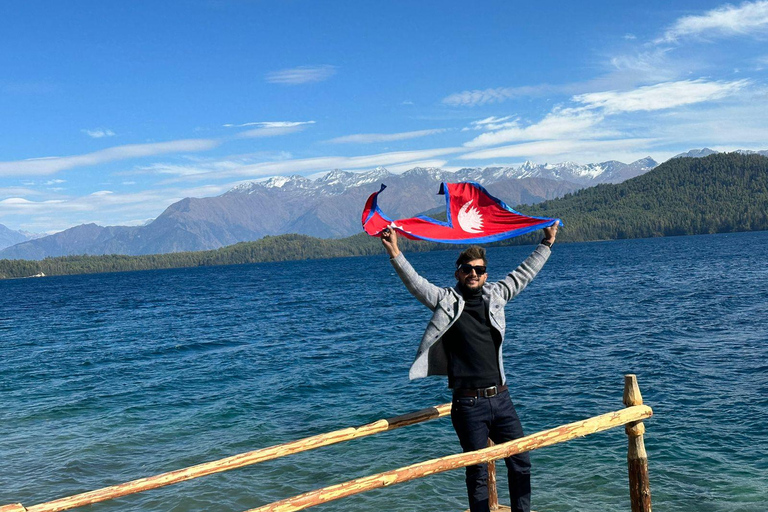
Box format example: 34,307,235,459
1,152,766,279
505,152,768,244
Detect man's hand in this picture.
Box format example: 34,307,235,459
381,227,401,258
543,224,558,245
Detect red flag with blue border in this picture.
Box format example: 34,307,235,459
362,182,562,244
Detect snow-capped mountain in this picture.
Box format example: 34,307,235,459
223,157,658,199
450,157,657,186
0,224,42,251
0,157,657,260
673,148,768,159
0,224,29,251
673,148,718,159
737,149,768,157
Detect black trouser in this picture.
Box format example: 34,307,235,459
451,389,531,512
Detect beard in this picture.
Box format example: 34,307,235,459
458,279,484,293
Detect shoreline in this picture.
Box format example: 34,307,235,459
1,229,764,281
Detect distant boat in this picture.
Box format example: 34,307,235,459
24,272,46,278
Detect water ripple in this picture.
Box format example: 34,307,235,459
1,232,767,511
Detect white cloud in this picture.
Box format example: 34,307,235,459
0,186,39,197
463,116,518,132
574,79,750,113
464,109,608,148
137,160,249,177
1,197,66,207
223,122,263,127
129,151,297,180
459,138,660,161
458,79,755,159
327,129,446,144
234,147,466,177
659,0,768,43
235,121,315,138
161,147,466,182
136,163,215,177
225,121,313,129
44,179,66,185
605,47,680,84
177,150,294,165
442,85,554,107
646,98,768,146
0,183,240,232
82,128,116,138
0,138,221,177
265,65,337,85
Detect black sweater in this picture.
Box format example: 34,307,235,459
442,286,502,389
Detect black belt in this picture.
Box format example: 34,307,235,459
453,384,508,398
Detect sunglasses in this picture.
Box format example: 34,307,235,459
457,264,487,275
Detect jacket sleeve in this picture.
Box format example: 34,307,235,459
389,253,445,311
496,244,551,303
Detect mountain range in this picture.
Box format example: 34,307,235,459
0,225,41,252
1,157,659,260
3,152,764,279
0,225,29,251
673,148,768,159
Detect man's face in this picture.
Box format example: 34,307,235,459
455,258,488,291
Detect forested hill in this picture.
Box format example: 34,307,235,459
508,152,768,243
1,153,766,279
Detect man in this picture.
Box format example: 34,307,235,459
380,224,557,512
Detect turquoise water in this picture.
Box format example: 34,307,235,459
1,231,766,512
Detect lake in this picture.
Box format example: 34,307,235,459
1,231,766,512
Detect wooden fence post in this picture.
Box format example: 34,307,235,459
0,504,27,512
624,374,652,512
4,404,452,512
487,439,499,510
247,405,652,512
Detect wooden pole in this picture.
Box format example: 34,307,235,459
624,375,652,512
245,404,653,512
487,439,499,510
0,505,27,512
10,403,451,512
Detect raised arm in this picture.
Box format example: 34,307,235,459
497,224,558,302
381,228,445,310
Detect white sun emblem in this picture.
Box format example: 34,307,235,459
387,221,411,235
458,200,484,233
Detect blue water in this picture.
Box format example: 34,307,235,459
1,232,767,512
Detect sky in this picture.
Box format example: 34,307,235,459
1,0,767,233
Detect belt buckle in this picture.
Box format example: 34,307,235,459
481,385,498,398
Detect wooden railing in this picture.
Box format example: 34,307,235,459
1,374,653,512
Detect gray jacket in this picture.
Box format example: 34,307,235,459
390,244,551,383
